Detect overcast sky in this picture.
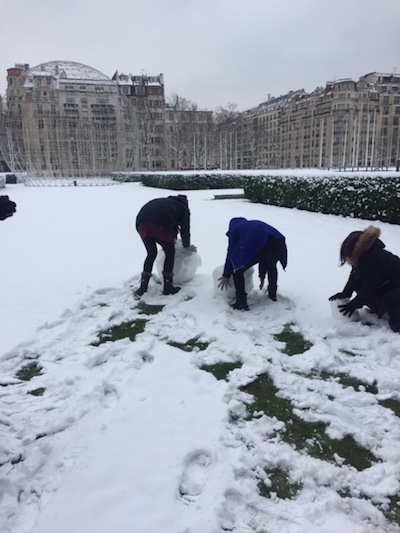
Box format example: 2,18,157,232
1,0,400,111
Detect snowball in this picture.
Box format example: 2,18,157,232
212,264,254,300
155,240,201,284
329,298,360,322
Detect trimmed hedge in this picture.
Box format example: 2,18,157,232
138,172,244,190
243,174,400,224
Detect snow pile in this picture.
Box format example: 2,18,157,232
212,264,255,300
1,182,400,533
155,239,202,283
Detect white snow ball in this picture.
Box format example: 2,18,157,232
212,264,254,300
155,240,201,284
329,298,360,322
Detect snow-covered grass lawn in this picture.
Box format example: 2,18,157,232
1,181,400,533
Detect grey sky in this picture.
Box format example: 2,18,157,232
1,0,399,111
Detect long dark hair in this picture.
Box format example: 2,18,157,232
340,231,362,265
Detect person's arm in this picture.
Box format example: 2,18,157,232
179,208,191,247
329,270,358,301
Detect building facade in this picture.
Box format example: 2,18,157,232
113,71,166,171
1,61,136,178
235,72,400,170
2,63,398,175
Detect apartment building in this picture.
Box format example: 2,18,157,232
113,71,166,171
1,61,136,177
2,63,398,175
236,72,400,170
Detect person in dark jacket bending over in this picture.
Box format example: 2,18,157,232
134,195,196,298
218,218,287,310
329,226,400,332
0,195,16,221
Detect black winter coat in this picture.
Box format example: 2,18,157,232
342,230,400,310
136,196,191,247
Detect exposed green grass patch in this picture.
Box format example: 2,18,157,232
92,319,147,346
316,371,378,394
168,337,210,352
258,468,302,499
379,398,400,418
274,323,313,356
28,387,46,396
16,361,43,381
137,301,165,315
383,495,400,524
337,375,378,394
241,374,376,470
201,361,242,381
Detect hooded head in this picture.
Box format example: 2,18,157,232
340,226,383,266
175,194,189,208
227,217,247,236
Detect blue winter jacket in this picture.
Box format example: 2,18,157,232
223,218,286,277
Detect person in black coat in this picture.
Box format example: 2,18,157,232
0,195,16,221
134,194,195,298
329,225,400,332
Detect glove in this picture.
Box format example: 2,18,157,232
338,302,356,317
185,244,197,253
0,196,16,221
259,277,265,290
217,276,231,290
329,292,345,301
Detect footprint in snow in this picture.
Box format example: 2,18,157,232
179,449,213,500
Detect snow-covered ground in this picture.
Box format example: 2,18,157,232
1,181,400,533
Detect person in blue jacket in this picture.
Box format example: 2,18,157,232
218,218,287,310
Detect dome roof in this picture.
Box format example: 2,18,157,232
26,60,113,84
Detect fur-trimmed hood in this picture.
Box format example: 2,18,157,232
341,226,384,266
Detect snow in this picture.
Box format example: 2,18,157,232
1,180,400,533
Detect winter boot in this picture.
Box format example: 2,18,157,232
162,272,181,295
230,292,249,311
268,285,277,302
134,272,151,299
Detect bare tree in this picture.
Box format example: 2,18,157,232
214,103,240,169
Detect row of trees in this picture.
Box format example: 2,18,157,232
134,93,252,172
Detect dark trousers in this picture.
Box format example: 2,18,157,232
362,287,400,332
233,238,285,298
142,237,175,274
382,287,400,332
